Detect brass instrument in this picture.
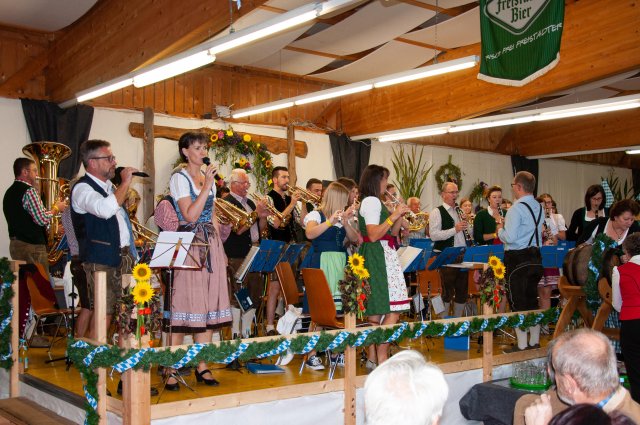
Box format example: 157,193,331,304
454,203,474,247
287,186,321,206
250,193,290,228
215,198,258,232
405,211,429,231
23,142,71,264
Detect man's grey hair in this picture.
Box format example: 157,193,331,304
364,350,448,425
441,182,457,194
552,328,618,398
229,168,248,184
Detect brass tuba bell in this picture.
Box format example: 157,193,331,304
22,142,71,265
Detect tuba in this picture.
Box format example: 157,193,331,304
215,198,258,232
22,142,71,264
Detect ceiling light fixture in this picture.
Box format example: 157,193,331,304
372,56,478,88
133,51,216,88
76,77,134,103
232,101,295,119
294,83,373,105
377,127,449,142
625,149,640,155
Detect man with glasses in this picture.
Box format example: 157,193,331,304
429,182,469,317
221,168,268,339
497,171,544,352
70,139,138,340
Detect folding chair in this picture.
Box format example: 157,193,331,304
416,257,443,321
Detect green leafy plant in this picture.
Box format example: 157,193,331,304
604,170,636,201
391,145,433,200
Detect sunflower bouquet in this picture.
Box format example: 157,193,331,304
338,253,372,320
479,255,507,312
117,263,161,347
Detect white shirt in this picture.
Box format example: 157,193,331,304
304,210,345,229
360,197,383,225
71,172,130,248
429,203,466,248
612,254,640,312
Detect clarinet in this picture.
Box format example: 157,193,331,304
455,203,474,247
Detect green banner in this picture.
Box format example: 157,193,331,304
478,0,565,86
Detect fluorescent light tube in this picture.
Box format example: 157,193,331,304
232,101,295,118
373,56,478,88
536,99,640,121
133,51,215,88
294,84,373,105
626,149,640,155
76,77,133,102
449,116,534,132
208,4,320,55
377,127,449,142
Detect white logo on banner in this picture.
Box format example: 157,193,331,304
484,0,550,34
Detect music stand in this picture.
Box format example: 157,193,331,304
249,240,286,333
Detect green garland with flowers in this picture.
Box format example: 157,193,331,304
0,257,16,370
69,307,560,424
584,233,618,310
208,128,274,193
435,155,463,191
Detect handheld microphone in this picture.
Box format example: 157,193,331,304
115,167,149,180
202,157,224,182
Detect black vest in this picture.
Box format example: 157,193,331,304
267,189,293,242
433,205,455,251
222,194,257,259
3,180,47,245
70,175,121,267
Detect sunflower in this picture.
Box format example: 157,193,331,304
226,130,234,137
132,281,154,304
358,268,370,280
265,159,272,168
238,157,247,166
132,263,152,282
210,134,218,143
493,265,505,279
488,256,500,268
352,266,366,279
348,253,365,270
243,134,252,142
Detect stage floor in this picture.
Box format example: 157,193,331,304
22,330,550,405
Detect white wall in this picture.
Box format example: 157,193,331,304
0,97,632,258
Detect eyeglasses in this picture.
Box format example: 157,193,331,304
444,191,459,194
510,183,518,187
90,155,116,162
232,180,251,186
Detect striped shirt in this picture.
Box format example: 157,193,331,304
19,180,53,227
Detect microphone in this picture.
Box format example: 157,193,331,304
132,171,149,177
202,157,224,182
114,167,149,184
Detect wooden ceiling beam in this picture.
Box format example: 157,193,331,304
0,51,48,97
340,0,640,136
46,0,267,102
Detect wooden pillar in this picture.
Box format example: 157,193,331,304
9,261,23,397
286,124,297,187
142,107,155,222
343,313,356,425
482,304,493,382
94,271,107,425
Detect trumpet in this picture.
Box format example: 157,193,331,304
287,185,321,206
249,193,290,228
405,211,429,231
215,198,258,232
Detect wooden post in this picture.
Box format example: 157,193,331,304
343,313,356,425
94,271,107,425
9,261,23,397
482,303,493,382
286,123,297,187
142,107,155,222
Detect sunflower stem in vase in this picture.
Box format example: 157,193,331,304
339,253,372,319
479,256,507,313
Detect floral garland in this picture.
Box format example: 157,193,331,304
209,128,274,193
116,264,161,346
434,155,463,191
0,258,16,370
479,256,507,312
69,307,560,424
584,233,618,310
338,253,372,319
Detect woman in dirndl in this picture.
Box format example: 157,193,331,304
166,132,231,390
358,165,411,369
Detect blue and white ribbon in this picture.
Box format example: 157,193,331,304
255,339,290,359
452,321,470,337
171,343,205,369
588,241,606,276
0,305,13,361
83,345,108,367
495,316,508,329
386,322,408,343
413,322,429,338
512,314,525,329
299,335,320,354
352,330,372,347
437,323,451,337
221,343,248,364
111,348,153,374
326,331,349,351
478,319,489,332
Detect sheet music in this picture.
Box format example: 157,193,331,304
397,246,423,272
235,245,260,283
149,231,196,268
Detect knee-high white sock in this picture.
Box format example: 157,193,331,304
231,307,241,337
241,309,256,338
529,325,541,346
515,328,528,350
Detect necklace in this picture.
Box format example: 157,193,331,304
610,222,625,243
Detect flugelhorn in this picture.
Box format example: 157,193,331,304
250,193,290,228
287,186,321,206
215,198,258,232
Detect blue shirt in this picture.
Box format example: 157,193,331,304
498,194,543,251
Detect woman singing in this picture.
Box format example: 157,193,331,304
567,185,608,241
358,165,410,369
473,186,504,245
166,132,231,390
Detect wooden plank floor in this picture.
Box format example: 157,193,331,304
22,330,550,405
0,397,76,425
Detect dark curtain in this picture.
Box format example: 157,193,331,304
20,98,94,179
511,154,539,196
329,133,371,184
632,168,640,197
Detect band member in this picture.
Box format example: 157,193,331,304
222,168,268,339
3,158,67,274
577,199,640,245
473,185,504,245
501,199,513,211
498,171,544,352
459,197,475,241
537,193,565,310
293,178,323,241
264,166,300,336
336,177,363,251
429,182,469,317
70,140,137,340
406,197,428,241
567,184,608,241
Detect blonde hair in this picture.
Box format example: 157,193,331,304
319,182,349,218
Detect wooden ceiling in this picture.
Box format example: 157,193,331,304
0,0,639,168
